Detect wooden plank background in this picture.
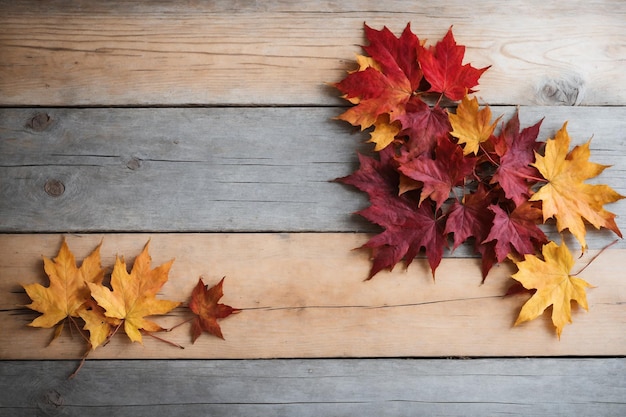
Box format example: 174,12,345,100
1,0,625,415
2,359,625,417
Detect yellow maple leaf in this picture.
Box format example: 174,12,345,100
530,123,624,249
78,301,114,350
367,114,401,151
23,239,104,338
87,241,181,344
448,94,501,155
512,240,592,338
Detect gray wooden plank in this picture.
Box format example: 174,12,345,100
1,106,624,242
1,359,624,417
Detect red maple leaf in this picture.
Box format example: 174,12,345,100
337,147,445,278
334,24,422,129
358,196,446,279
419,27,489,101
397,136,476,209
188,277,240,342
363,23,423,90
483,202,548,262
490,111,544,206
443,184,499,279
444,184,495,250
335,146,399,203
394,96,451,155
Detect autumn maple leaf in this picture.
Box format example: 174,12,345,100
448,94,501,155
418,28,489,101
490,112,543,206
398,135,476,209
483,202,548,262
23,239,104,342
334,23,421,129
189,277,240,342
77,300,112,349
444,184,495,251
335,145,399,204
530,123,624,248
511,240,593,338
395,96,451,156
87,241,181,343
359,196,446,278
337,147,445,278
367,114,401,151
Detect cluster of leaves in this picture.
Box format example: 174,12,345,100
334,23,624,337
23,239,239,373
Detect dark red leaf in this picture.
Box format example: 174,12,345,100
397,136,476,209
483,203,548,262
490,112,544,206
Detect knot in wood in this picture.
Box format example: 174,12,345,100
43,389,63,407
126,157,142,170
26,112,53,131
537,74,585,106
44,179,65,197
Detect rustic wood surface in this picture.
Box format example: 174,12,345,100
2,234,625,360
1,359,625,417
0,0,624,106
1,0,625,415
1,106,624,236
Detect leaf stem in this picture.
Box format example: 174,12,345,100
573,239,618,276
167,316,195,332
68,348,91,379
68,315,91,345
142,330,185,349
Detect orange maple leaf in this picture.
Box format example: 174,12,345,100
189,277,240,343
511,240,592,338
87,241,181,344
448,94,501,155
530,123,624,248
23,239,104,342
367,114,401,151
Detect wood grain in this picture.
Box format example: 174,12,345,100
1,0,624,106
1,233,624,360
1,359,624,417
1,106,624,245
1,2,625,415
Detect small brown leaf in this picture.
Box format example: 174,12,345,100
189,277,240,343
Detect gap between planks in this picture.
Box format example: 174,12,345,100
1,233,624,359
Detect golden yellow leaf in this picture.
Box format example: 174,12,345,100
367,114,401,151
448,94,501,155
78,302,113,350
530,123,624,249
87,241,181,344
512,240,592,338
23,239,104,335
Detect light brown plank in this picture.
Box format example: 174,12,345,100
1,233,624,359
1,1,624,106
1,359,624,416
1,106,624,242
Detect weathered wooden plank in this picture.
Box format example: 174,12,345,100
1,234,624,359
1,359,624,417
1,0,624,106
1,106,624,245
